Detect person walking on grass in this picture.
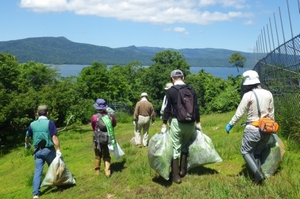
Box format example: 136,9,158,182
160,82,173,120
91,98,117,177
161,69,201,184
133,92,156,147
25,105,61,199
225,70,275,185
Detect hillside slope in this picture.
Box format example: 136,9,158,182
0,36,254,67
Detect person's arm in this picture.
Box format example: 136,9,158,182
110,114,117,127
133,102,139,121
24,126,32,149
91,114,97,131
52,134,60,150
25,136,30,144
160,95,167,115
49,120,60,150
150,104,156,122
162,90,172,124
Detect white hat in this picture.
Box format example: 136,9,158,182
242,70,260,85
140,92,148,97
164,83,173,90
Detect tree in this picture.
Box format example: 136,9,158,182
229,52,246,73
141,50,190,112
76,62,109,100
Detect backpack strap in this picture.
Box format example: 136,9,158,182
101,115,116,147
252,91,261,118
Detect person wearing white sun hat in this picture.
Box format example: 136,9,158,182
133,92,156,147
225,70,275,185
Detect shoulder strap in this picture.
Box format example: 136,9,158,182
97,113,102,119
173,84,189,90
252,91,261,117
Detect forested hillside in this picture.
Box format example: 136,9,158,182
0,50,242,147
0,36,254,67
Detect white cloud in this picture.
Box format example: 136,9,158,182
19,0,253,25
173,27,189,34
244,20,254,25
198,0,248,9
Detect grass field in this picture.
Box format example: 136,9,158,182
0,111,299,199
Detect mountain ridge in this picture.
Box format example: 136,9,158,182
0,36,254,67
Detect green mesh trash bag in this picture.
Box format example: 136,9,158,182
187,130,223,170
261,134,285,178
148,132,173,180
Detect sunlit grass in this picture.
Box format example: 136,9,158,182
0,112,298,198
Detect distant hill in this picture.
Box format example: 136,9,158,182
0,36,254,67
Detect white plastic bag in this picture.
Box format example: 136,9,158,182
187,130,223,170
41,156,76,187
108,142,125,160
148,132,173,180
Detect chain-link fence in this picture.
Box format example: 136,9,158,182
253,34,300,118
251,1,300,119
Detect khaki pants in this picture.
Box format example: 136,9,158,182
134,115,150,146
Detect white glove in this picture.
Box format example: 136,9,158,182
133,121,136,125
161,126,167,134
56,150,62,158
25,143,31,150
196,123,202,132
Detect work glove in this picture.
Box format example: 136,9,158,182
225,123,233,134
25,143,31,150
133,121,136,125
56,150,62,158
196,123,202,132
161,125,167,134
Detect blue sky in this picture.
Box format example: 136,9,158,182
1,0,300,53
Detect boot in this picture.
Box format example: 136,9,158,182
179,153,187,177
243,153,265,185
172,159,182,184
104,160,111,177
95,157,101,175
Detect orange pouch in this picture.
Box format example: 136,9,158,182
252,117,279,133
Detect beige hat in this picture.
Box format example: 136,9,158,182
164,83,173,90
140,92,148,97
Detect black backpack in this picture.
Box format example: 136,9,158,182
173,85,196,123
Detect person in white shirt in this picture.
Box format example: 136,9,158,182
160,82,173,119
225,70,274,185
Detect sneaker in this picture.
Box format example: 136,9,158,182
33,195,39,199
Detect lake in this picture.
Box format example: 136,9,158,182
51,64,249,79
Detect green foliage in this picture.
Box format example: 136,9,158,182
114,112,133,123
229,52,246,72
185,71,242,114
2,50,299,151
144,50,190,111
275,94,300,143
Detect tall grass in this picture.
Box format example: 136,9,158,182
0,112,298,199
